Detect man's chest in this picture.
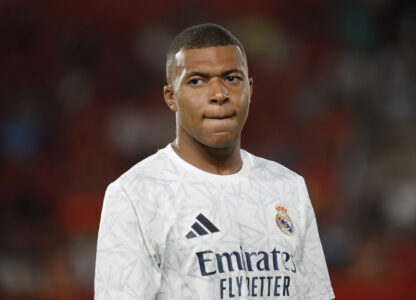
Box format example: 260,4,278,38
140,178,306,265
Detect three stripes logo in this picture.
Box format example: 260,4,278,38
186,213,220,239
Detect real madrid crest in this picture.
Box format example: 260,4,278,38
275,204,295,235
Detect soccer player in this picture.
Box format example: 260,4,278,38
95,24,335,299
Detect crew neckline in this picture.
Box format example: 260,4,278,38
163,143,250,181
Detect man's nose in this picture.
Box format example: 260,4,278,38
209,79,229,105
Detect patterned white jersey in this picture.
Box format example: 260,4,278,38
95,144,335,300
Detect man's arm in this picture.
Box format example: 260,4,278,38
299,177,336,300
95,181,161,300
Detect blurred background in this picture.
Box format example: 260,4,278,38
0,0,415,299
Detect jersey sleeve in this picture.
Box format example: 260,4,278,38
298,177,335,300
95,181,161,300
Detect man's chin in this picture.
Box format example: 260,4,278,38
202,133,240,150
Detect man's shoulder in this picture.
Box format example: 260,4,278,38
244,150,303,184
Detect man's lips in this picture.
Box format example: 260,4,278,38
203,112,236,119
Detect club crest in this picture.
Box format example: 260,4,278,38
275,204,295,235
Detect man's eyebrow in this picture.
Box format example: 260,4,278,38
185,69,244,79
185,71,210,79
221,69,244,77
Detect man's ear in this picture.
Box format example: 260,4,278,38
163,85,177,112
249,77,254,99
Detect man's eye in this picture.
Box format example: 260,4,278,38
188,78,204,86
226,76,241,82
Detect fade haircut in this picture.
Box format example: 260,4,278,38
165,23,247,84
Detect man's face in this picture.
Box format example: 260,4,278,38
164,45,253,149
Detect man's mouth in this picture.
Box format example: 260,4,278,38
203,113,236,120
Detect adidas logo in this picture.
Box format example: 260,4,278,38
186,213,220,239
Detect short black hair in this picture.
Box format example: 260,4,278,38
166,23,246,84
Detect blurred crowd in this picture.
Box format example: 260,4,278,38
1,0,415,299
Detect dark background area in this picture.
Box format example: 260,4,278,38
0,0,415,299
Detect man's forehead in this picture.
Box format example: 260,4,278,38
174,45,247,72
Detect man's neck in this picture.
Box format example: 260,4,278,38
171,137,243,175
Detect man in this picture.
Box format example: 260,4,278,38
95,23,335,299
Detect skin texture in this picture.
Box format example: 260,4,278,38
164,45,253,175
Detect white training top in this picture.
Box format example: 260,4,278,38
95,144,335,300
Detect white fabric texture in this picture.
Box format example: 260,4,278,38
95,144,335,299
